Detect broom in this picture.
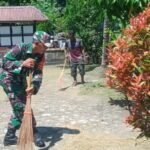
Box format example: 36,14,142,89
56,58,67,90
17,70,34,150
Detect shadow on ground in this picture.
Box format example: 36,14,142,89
37,126,80,150
58,82,91,91
108,97,133,110
59,86,71,91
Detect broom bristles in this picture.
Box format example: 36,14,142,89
17,95,34,150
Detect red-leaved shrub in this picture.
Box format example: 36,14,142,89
106,4,150,136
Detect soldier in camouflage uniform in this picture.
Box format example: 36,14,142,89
0,31,51,147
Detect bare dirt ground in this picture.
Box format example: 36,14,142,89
0,64,150,150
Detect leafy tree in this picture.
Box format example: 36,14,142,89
31,0,66,34
2,0,148,65
97,0,149,66
63,0,103,63
0,0,37,6
63,0,149,64
0,0,8,6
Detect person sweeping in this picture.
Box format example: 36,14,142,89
0,31,51,148
65,30,85,86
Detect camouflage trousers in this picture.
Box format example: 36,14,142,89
70,63,85,77
0,74,36,130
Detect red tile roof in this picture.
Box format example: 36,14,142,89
0,6,48,22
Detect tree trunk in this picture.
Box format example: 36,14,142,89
101,14,109,67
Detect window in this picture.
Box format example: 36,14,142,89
12,36,22,45
24,36,33,43
1,37,11,46
0,24,34,47
12,26,21,34
0,26,11,46
23,26,33,43
23,26,33,34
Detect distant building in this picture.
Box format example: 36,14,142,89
0,7,65,64
0,6,48,48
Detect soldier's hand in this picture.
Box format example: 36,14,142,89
26,87,34,96
22,58,35,68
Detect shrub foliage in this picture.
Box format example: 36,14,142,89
106,4,150,136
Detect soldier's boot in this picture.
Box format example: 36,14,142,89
3,128,17,146
33,127,45,148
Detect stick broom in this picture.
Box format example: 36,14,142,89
56,58,67,89
17,71,34,150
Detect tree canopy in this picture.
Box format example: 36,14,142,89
0,0,149,64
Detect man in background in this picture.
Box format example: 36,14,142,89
65,30,85,86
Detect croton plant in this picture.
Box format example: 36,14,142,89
106,5,150,136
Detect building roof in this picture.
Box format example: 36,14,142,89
0,6,48,22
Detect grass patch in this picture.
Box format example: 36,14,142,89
85,64,100,72
79,80,124,99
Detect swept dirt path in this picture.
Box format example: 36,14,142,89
0,65,149,150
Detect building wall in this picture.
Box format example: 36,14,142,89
45,49,65,64
0,48,65,65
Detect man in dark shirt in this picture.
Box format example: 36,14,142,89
65,30,85,86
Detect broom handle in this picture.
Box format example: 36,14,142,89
26,70,32,106
27,70,32,88
25,70,32,114
58,58,67,80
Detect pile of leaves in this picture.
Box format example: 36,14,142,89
106,4,150,136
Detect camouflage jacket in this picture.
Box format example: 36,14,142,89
0,43,45,94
